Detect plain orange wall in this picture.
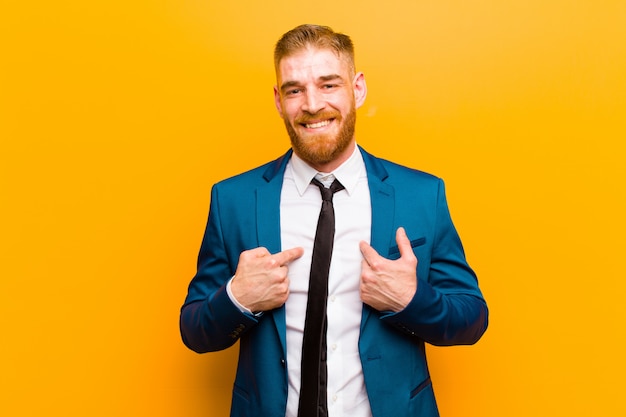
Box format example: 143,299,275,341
2,1,625,416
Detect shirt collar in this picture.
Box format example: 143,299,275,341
290,145,365,196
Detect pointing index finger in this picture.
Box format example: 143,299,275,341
359,240,380,266
272,247,304,266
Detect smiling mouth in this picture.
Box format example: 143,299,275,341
302,119,333,129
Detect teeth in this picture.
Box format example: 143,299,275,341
305,120,331,129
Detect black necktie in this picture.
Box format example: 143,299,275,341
298,178,344,417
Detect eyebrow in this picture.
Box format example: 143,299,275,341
319,74,343,82
280,74,345,92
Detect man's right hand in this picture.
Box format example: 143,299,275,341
230,246,304,313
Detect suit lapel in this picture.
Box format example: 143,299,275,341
256,149,293,252
256,150,292,356
360,147,395,331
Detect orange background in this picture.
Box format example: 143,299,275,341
2,1,625,416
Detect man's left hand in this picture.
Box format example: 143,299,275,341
359,227,418,312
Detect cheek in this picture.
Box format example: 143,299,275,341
279,100,297,117
328,95,354,113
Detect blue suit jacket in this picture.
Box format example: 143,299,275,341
180,147,488,417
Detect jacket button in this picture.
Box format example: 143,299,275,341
280,358,286,367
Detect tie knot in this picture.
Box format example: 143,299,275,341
311,178,344,202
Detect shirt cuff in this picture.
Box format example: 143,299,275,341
226,277,254,315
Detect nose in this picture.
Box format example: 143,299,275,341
301,89,326,114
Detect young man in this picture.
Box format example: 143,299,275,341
180,24,488,417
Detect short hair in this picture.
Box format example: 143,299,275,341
274,24,355,74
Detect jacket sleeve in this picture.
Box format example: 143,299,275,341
381,179,488,346
179,184,259,353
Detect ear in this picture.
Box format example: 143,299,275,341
353,72,367,109
273,86,284,117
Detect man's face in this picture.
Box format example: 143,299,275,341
274,47,366,171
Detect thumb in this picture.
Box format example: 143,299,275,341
395,227,415,260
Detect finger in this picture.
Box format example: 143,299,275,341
249,247,271,258
273,246,304,266
395,227,417,261
359,240,381,266
360,258,372,279
395,227,411,256
238,247,270,265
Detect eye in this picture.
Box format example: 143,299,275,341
322,84,337,90
285,88,302,96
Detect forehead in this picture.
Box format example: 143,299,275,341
276,47,351,82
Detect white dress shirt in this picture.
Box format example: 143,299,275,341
227,146,372,416
281,146,372,417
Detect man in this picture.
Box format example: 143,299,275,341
180,24,488,417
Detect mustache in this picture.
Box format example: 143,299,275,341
294,111,340,124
